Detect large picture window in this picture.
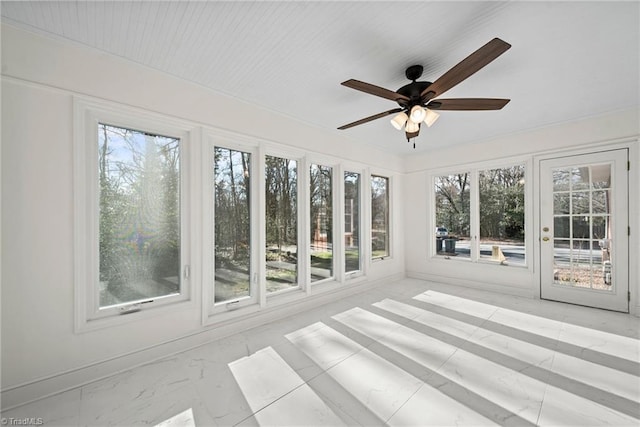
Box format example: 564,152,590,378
75,101,193,331
371,175,389,258
265,155,298,292
98,124,181,307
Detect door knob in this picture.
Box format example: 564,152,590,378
542,236,550,242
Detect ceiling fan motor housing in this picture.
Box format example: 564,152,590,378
396,80,432,107
397,65,432,109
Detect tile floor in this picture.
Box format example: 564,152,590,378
2,278,639,426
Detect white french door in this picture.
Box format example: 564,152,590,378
540,149,629,312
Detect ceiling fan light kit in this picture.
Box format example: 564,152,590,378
409,105,427,123
424,109,440,127
405,120,419,133
338,38,512,148
390,111,408,130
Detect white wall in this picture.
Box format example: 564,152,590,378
0,24,405,407
403,108,640,305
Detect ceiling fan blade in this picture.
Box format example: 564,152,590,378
342,79,410,103
420,38,511,102
427,98,510,110
338,108,403,130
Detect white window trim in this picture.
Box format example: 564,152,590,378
428,156,532,270
342,166,367,280
307,159,339,286
73,97,196,333
263,149,306,298
370,172,392,261
204,133,261,317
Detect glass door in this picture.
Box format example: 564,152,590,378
540,149,628,312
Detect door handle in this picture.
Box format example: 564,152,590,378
542,236,550,242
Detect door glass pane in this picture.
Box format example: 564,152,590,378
214,147,251,303
592,216,608,239
552,163,612,291
552,169,570,191
553,193,570,214
592,190,609,214
434,173,470,258
571,191,590,214
310,164,333,282
571,167,590,190
478,165,525,265
371,175,390,258
98,124,180,308
265,156,298,293
345,172,361,273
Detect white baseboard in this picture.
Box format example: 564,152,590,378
1,273,404,411
406,270,536,299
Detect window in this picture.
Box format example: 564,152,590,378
310,164,333,282
98,124,181,307
265,155,299,292
371,175,389,258
344,171,361,273
479,165,525,265
74,98,193,331
214,147,252,304
434,173,471,258
433,164,526,266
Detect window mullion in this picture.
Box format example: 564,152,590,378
299,157,312,294
335,163,345,283
256,145,266,307
470,169,480,262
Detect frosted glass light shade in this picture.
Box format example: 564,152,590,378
424,109,440,127
409,105,426,123
405,121,419,133
390,112,408,130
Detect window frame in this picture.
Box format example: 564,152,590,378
308,161,337,285
343,168,364,277
263,152,303,296
73,97,195,332
206,137,261,316
429,157,531,269
370,174,391,260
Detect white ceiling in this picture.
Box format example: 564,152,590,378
2,1,638,155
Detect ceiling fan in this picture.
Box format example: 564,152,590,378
338,38,511,147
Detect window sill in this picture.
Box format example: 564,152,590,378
76,297,195,334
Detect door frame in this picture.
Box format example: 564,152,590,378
533,139,638,314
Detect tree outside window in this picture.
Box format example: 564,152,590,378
479,165,525,265
214,147,251,303
434,165,526,265
344,171,361,273
310,164,333,282
265,156,298,292
434,173,470,258
98,123,180,307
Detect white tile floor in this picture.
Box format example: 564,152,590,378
3,278,639,426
